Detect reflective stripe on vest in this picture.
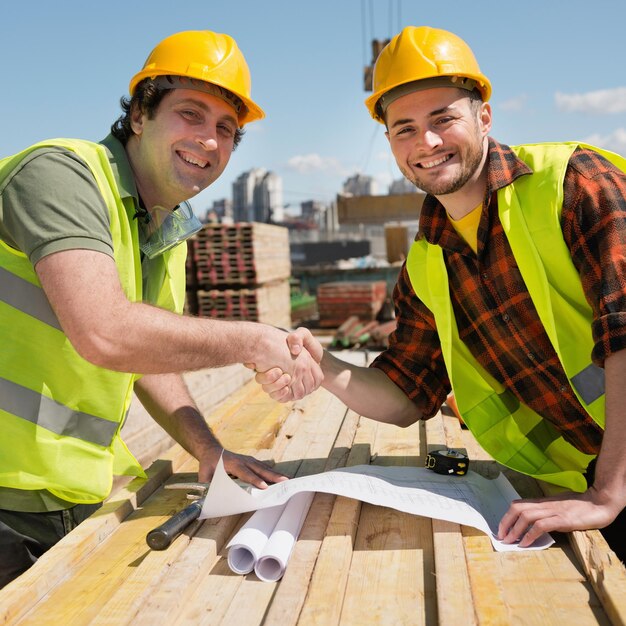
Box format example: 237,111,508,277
572,363,605,405
0,266,62,330
406,142,626,492
0,377,118,447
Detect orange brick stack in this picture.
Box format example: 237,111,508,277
316,281,387,328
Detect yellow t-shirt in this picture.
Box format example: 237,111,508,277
447,202,482,253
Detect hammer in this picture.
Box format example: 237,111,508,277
146,482,207,551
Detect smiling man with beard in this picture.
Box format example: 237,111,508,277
258,25,626,563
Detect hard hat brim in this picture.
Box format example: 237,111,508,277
129,70,265,126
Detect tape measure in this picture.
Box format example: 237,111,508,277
425,449,469,476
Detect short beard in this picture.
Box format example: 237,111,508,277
401,131,485,196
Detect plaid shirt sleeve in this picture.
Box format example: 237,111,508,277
561,148,626,365
370,262,451,418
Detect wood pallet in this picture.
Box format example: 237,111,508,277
194,280,291,329
192,223,291,288
2,353,625,625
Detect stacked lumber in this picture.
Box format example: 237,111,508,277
185,223,292,328
316,280,387,327
3,353,625,624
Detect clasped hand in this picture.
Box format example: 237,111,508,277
247,327,324,401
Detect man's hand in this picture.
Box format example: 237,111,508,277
250,327,324,401
497,487,621,547
251,328,323,402
197,444,288,489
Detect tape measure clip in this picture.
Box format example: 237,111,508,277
425,448,469,476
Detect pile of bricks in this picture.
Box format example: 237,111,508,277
316,280,388,328
185,223,292,329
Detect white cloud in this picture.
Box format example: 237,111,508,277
286,153,348,174
499,94,528,112
555,87,626,114
584,128,626,154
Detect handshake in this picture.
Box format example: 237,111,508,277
245,327,325,402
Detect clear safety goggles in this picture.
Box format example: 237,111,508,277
139,201,203,259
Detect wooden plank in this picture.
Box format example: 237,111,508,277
6,357,625,625
569,530,626,626
183,365,255,416
0,445,189,625
296,417,377,626
14,479,195,625
425,412,478,625
341,504,434,625
496,549,610,625
462,532,514,624
339,418,437,625
130,516,241,626
432,519,477,626
156,404,307,624
173,553,249,626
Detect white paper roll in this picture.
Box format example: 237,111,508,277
254,491,314,582
226,504,286,574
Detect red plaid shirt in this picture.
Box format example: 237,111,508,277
372,138,626,454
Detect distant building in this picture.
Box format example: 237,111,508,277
388,177,418,195
342,173,377,196
205,198,232,223
301,199,337,233
232,168,284,223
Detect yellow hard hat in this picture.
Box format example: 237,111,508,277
129,30,265,126
365,26,491,123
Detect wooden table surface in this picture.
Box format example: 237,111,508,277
2,353,625,626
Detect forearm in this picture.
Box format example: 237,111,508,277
321,350,422,426
89,300,272,374
134,372,222,462
589,349,626,512
36,249,296,375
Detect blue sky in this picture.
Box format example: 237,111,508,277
2,0,625,214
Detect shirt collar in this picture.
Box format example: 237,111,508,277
99,134,138,202
418,137,533,247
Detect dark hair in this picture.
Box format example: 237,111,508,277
467,87,484,112
110,78,244,149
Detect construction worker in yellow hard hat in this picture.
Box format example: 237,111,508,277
259,25,626,564
0,30,323,588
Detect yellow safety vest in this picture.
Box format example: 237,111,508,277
407,142,626,492
0,138,187,504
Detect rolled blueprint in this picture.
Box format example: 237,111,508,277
254,491,314,582
226,503,286,574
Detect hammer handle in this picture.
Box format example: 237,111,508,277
146,499,203,551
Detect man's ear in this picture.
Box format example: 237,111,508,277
129,103,145,136
479,102,493,136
